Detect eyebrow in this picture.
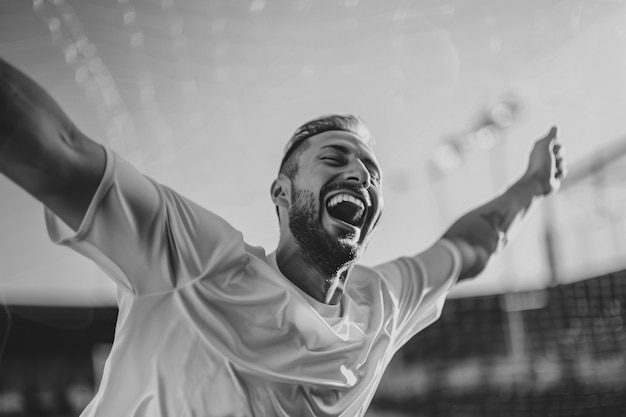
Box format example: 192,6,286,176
320,144,381,178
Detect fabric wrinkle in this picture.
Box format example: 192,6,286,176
43,149,461,417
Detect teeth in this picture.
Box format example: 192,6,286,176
328,193,365,210
327,193,366,222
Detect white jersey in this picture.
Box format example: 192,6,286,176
45,147,461,417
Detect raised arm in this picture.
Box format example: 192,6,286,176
0,57,105,231
442,127,566,280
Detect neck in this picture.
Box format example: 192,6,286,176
275,242,352,305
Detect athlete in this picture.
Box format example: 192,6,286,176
0,57,565,416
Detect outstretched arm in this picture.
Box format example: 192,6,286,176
442,127,566,280
0,57,105,231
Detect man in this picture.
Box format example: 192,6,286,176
0,57,565,416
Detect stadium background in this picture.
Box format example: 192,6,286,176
1,0,626,415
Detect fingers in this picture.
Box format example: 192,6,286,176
552,137,567,180
555,145,567,180
540,124,566,181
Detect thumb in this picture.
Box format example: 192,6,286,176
543,125,557,143
533,125,558,155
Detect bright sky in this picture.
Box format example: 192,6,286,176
1,0,625,305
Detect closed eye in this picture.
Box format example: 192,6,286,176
363,161,382,186
321,155,345,164
369,172,382,187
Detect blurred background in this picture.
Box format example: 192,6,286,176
0,0,625,415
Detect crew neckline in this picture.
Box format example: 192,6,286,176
266,251,343,318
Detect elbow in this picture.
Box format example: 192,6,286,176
444,234,497,281
459,246,491,280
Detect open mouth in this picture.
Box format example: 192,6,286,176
326,193,367,228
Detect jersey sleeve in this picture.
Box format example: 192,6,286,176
45,147,245,296
373,239,462,350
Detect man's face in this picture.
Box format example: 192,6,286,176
286,131,384,273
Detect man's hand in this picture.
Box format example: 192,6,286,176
442,125,567,280
523,126,567,196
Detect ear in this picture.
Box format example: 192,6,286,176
270,175,290,208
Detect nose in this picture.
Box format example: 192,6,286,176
344,159,371,189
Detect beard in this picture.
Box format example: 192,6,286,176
288,183,365,277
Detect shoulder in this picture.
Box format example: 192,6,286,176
346,263,393,304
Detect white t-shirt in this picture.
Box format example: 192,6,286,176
45,147,461,417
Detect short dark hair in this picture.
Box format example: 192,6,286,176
278,114,375,179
